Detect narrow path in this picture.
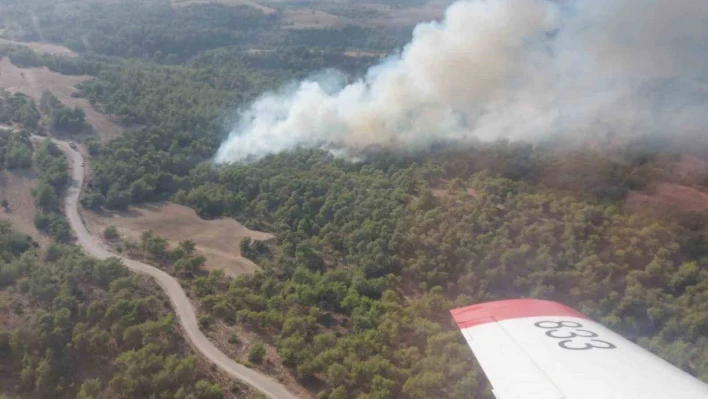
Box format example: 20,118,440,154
52,138,298,399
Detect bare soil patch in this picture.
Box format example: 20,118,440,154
431,187,478,199
171,0,276,13
0,38,76,56
365,1,450,27
0,57,124,141
281,9,353,29
431,179,478,198
81,202,274,277
673,154,708,185
185,0,451,28
278,2,445,29
627,183,708,213
344,50,385,58
0,168,48,245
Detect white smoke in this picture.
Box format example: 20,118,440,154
215,0,708,163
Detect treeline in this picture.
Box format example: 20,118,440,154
188,46,380,76
32,140,71,242
167,149,708,398
286,26,409,52
0,221,235,399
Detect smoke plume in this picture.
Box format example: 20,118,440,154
215,0,708,163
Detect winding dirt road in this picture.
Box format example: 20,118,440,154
54,139,298,399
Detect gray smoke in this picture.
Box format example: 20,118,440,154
215,0,708,163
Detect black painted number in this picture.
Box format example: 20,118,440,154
558,339,617,350
545,328,598,339
534,320,616,351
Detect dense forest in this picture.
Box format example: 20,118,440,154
0,222,244,399
0,0,707,398
168,149,707,398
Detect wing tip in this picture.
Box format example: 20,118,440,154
450,299,588,329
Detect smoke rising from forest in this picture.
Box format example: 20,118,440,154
215,0,708,163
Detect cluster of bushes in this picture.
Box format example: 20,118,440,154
0,221,231,399
0,129,33,170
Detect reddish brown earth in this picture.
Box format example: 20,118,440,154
673,154,708,185
627,183,708,213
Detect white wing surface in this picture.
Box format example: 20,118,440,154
450,299,708,399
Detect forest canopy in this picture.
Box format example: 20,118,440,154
0,221,233,399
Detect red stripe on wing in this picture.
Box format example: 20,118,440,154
451,299,589,329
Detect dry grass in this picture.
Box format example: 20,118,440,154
431,187,478,199
674,154,708,185
430,179,478,198
0,58,125,141
344,50,385,58
279,2,446,29
627,183,708,213
0,38,76,56
364,0,450,27
171,0,276,13
281,9,352,29
172,0,451,28
0,167,48,245
81,202,274,277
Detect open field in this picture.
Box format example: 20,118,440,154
0,168,47,245
171,0,276,13
276,0,449,28
0,58,124,141
173,0,452,28
281,8,353,29
365,0,450,27
674,154,708,185
81,202,274,277
627,182,708,213
0,38,76,56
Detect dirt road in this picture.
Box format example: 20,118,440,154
52,138,298,399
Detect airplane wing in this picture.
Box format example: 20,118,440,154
450,299,708,399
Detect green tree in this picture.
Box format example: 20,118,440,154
248,342,266,363
76,379,102,399
104,225,119,240
34,182,59,212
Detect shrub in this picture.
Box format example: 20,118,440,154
104,225,119,240
248,342,265,363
